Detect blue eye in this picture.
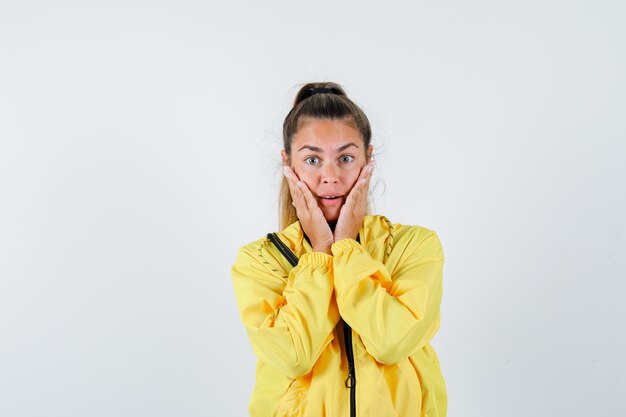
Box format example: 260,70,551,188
305,156,320,165
340,155,354,164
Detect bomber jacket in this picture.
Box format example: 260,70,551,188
231,215,447,417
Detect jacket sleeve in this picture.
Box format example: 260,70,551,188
331,229,444,365
231,245,340,379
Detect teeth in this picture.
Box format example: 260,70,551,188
321,196,339,199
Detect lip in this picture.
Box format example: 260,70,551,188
316,194,345,207
316,192,345,199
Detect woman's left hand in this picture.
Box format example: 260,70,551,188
333,160,374,242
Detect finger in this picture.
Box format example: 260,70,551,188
357,161,375,199
346,164,369,205
350,162,373,198
284,166,306,208
359,160,375,187
284,165,301,183
297,180,318,212
342,181,362,214
348,162,374,210
359,163,374,206
283,166,315,211
284,173,307,220
285,176,302,209
283,165,299,192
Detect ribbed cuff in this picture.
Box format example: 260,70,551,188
299,251,333,267
331,238,363,255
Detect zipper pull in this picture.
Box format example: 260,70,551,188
345,366,355,388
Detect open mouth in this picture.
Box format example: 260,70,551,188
317,194,344,207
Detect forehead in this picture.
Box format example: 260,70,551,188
293,118,363,151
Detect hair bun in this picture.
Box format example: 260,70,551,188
293,82,347,107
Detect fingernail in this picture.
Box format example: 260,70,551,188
297,181,303,188
283,166,290,179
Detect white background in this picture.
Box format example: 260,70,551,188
1,1,624,416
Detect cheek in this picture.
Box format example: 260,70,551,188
293,167,314,184
342,167,362,186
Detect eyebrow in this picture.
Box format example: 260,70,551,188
297,143,360,153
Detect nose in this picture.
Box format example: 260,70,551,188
321,163,338,184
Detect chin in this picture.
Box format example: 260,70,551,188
322,211,340,223
320,203,343,223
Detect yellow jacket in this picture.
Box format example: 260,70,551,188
231,215,447,417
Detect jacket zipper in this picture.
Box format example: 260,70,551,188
266,233,299,267
344,321,356,417
268,230,360,416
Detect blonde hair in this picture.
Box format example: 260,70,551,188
279,82,372,230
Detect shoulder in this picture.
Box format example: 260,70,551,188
364,215,443,259
235,220,301,258
235,235,269,261
231,235,281,279
232,236,268,272
232,221,303,280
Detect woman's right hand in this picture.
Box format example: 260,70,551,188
283,166,334,254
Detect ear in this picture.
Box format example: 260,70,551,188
367,144,373,162
280,149,289,165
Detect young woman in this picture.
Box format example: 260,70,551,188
231,82,447,417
